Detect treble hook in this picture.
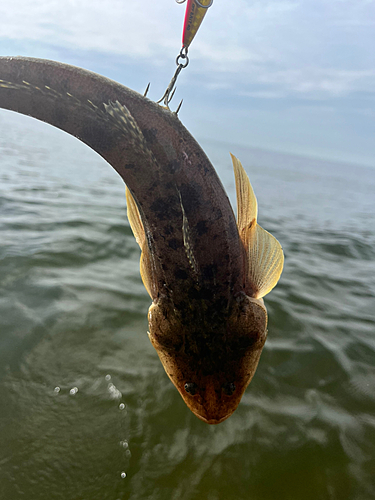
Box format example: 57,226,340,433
158,0,212,111
157,46,189,109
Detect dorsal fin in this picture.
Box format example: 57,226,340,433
231,153,284,298
125,187,154,298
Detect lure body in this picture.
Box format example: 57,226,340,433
182,0,211,48
0,57,283,423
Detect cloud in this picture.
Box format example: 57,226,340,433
1,0,374,166
1,0,374,99
255,68,375,97
0,0,182,57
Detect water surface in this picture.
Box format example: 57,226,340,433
0,110,374,500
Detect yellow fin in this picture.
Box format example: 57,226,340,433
231,152,257,235
140,238,153,298
231,153,284,298
126,186,145,249
126,186,153,298
246,224,284,298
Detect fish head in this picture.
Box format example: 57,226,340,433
148,293,267,424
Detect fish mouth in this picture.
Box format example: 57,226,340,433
192,409,234,425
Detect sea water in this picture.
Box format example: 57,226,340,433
0,110,374,500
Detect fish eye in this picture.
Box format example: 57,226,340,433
184,382,197,395
222,382,236,396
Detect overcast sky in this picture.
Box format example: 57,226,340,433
0,0,374,167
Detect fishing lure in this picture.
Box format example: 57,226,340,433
180,0,213,48
158,0,213,107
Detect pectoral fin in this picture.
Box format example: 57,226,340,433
126,186,154,298
126,186,145,248
140,238,154,298
231,153,284,298
231,152,257,234
246,223,284,298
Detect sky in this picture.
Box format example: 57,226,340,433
0,0,374,167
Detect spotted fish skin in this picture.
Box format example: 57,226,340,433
0,57,283,424
0,57,243,308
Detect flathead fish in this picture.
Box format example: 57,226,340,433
0,57,283,423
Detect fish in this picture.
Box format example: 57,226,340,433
0,56,283,424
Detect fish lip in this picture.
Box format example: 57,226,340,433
192,410,233,425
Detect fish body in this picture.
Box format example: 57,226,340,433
128,153,283,423
0,57,283,423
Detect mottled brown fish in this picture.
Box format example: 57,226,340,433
0,57,283,424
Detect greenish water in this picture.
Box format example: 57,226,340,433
0,110,374,500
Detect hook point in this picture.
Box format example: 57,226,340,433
144,82,150,98
175,99,183,115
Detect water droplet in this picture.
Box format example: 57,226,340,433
54,387,61,393
125,450,131,458
120,471,127,479
120,440,129,449
105,374,111,381
119,403,125,410
70,387,78,395
108,383,122,400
